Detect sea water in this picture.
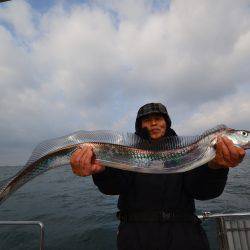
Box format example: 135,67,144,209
0,154,249,250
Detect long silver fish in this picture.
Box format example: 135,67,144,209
0,124,249,205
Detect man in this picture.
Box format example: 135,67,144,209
70,103,245,250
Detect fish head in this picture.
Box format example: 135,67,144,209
226,129,250,149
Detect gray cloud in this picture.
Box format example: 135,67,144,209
0,0,250,165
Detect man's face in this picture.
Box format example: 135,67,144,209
141,114,167,140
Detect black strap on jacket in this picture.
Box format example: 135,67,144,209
116,211,200,223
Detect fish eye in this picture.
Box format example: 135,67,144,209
241,131,248,137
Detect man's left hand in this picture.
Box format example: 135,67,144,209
208,136,246,169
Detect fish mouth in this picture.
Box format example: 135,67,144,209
243,142,250,150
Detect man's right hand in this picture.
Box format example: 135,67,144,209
70,145,105,176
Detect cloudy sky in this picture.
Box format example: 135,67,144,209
0,0,250,165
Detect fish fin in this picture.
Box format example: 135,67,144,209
26,125,227,165
138,124,227,151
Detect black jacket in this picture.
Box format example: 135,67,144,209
92,129,228,214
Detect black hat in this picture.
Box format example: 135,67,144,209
135,103,172,134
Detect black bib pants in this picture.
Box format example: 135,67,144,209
117,221,210,250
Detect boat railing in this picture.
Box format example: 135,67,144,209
0,212,249,250
198,212,250,250
0,220,44,250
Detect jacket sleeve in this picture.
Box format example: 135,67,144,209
92,167,134,195
184,164,229,200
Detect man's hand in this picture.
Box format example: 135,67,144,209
70,145,105,176
208,136,246,169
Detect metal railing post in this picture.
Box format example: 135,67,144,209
198,212,250,250
0,221,45,250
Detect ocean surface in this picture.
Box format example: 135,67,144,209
0,154,249,250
